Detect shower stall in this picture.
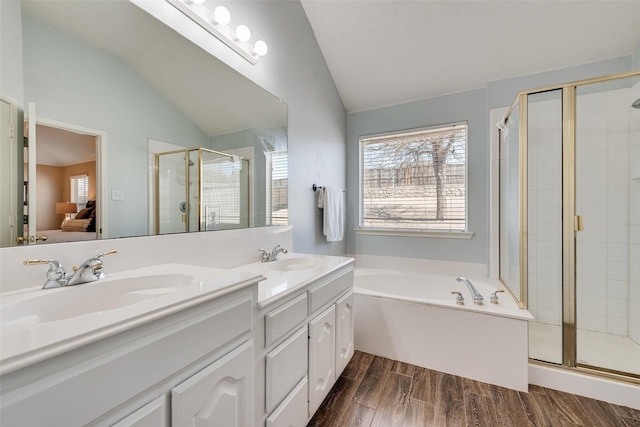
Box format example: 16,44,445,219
155,148,250,234
498,70,640,381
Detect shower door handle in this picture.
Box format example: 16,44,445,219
574,215,584,232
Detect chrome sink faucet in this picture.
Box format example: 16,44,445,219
24,250,118,289
456,276,484,305
258,245,288,262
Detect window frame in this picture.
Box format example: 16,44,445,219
357,122,472,239
69,174,89,211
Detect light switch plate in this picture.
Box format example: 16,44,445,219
111,190,124,201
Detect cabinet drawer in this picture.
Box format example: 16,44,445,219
265,293,307,346
266,376,308,427
308,269,353,313
265,327,308,412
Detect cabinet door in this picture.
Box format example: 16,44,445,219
308,305,335,415
172,341,253,427
335,291,354,375
112,396,166,427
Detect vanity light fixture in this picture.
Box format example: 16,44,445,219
253,40,268,57
166,0,268,65
212,5,231,25
234,24,251,42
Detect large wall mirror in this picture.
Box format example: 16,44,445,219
0,0,287,248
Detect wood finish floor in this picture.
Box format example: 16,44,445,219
308,351,640,427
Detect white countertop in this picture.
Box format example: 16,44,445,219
0,263,262,375
234,253,355,308
0,253,355,375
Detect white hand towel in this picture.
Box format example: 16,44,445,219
323,187,344,242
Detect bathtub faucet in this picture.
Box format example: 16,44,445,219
456,276,484,305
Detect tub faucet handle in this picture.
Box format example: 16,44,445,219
490,289,505,304
451,291,465,305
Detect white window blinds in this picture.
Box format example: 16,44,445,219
359,122,467,231
70,174,89,209
266,151,288,225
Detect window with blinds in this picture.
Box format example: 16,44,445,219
359,122,467,231
70,174,89,211
266,151,288,225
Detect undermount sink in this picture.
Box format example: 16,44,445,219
1,273,195,327
266,257,319,272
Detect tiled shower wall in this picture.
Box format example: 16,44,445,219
528,86,634,338
527,92,563,325
575,87,631,336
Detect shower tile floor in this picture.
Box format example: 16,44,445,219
529,321,640,376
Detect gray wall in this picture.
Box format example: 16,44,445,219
346,57,634,266
21,15,211,239
151,1,348,255
346,89,489,264
3,0,348,256
0,1,24,107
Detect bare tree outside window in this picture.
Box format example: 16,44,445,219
359,123,467,231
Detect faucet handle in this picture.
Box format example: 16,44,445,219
24,259,67,288
490,289,505,304
258,248,270,262
96,249,118,259
451,291,465,305
24,259,64,273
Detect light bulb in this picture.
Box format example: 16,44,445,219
235,24,251,42
211,6,231,25
253,40,268,57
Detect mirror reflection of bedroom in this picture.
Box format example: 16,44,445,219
32,123,98,244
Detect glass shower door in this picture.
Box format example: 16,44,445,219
156,150,190,235
526,89,564,365
575,77,640,376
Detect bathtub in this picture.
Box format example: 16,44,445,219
353,268,533,391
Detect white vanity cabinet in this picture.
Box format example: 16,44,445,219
0,286,258,427
258,263,354,427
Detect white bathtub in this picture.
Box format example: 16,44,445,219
353,268,533,391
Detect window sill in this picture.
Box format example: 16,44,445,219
355,228,474,239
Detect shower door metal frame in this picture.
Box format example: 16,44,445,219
155,148,192,235
499,70,640,384
154,147,253,235
561,86,577,368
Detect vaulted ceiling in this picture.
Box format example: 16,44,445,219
301,1,640,112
